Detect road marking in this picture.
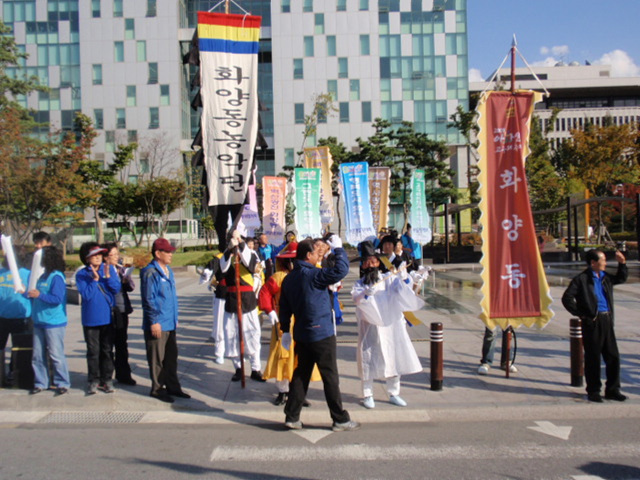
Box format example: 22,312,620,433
527,420,572,440
210,443,640,462
291,429,333,444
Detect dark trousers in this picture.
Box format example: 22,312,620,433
83,324,115,384
113,315,133,381
0,317,31,386
582,312,621,395
284,335,350,424
144,329,181,395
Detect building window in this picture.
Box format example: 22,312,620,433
105,131,115,152
128,130,138,143
149,107,159,129
126,85,136,106
303,0,313,12
137,41,146,61
94,109,103,129
360,34,370,55
326,36,336,56
337,0,347,11
125,18,135,39
92,0,101,18
303,36,314,57
92,64,102,85
114,41,124,62
116,108,126,129
295,103,305,124
339,102,349,123
281,0,290,13
160,84,170,105
362,101,372,122
147,0,157,17
314,13,324,34
350,79,360,100
327,79,338,100
293,58,303,79
338,57,348,78
284,148,294,167
113,0,123,17
148,62,158,84
359,0,368,10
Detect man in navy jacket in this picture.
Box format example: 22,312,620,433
279,235,360,432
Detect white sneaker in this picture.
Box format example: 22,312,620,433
501,363,518,373
363,396,375,409
478,363,490,375
215,356,224,365
389,395,407,407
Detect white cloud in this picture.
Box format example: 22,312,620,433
551,45,570,57
531,57,561,67
594,49,640,77
468,68,484,82
540,47,549,55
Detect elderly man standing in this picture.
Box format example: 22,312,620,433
279,235,360,432
141,238,190,403
562,249,628,403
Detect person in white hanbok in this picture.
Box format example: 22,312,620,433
351,241,427,409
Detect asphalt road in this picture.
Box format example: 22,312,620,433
2,416,640,480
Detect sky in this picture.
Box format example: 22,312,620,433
466,1,640,81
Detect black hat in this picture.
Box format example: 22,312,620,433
351,240,384,263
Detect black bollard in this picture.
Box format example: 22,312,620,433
570,318,584,387
430,322,443,391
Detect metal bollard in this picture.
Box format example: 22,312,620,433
570,318,584,387
430,322,443,391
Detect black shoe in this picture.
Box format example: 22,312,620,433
167,389,191,399
250,370,266,382
117,377,137,386
605,391,627,402
150,390,174,403
587,392,603,403
29,387,43,395
231,368,242,382
302,399,311,408
273,392,287,406
98,382,116,394
55,387,68,396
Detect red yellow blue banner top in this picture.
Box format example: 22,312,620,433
197,12,261,54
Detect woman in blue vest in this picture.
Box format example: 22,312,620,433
27,246,70,395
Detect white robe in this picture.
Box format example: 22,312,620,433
351,273,424,381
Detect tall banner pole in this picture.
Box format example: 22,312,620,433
234,248,245,388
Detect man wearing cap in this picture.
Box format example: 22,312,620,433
351,241,424,409
140,238,190,403
279,235,360,432
76,242,121,394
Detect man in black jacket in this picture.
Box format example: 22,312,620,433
562,249,628,403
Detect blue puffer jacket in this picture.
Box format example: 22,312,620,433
279,248,348,343
76,264,121,327
140,260,178,332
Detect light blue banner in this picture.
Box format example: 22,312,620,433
410,169,432,244
340,162,376,245
294,168,322,240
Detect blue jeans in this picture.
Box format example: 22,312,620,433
32,326,70,389
480,327,515,365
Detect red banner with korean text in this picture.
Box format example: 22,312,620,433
477,91,553,330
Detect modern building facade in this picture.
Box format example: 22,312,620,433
470,64,640,150
3,0,470,230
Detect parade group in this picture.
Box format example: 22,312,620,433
0,225,631,431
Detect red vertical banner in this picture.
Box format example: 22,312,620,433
477,91,553,329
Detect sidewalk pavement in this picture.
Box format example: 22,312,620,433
1,261,639,427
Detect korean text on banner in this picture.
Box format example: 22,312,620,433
294,168,322,240
262,176,287,245
409,170,432,244
198,12,261,207
240,184,261,237
340,162,377,245
477,90,553,330
369,167,391,234
303,147,334,225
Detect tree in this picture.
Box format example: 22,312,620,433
448,104,480,215
138,176,187,246
525,111,567,233
297,92,338,163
